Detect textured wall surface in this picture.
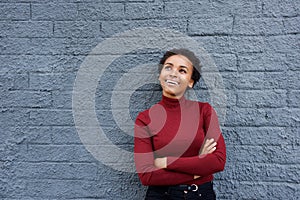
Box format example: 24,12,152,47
0,0,299,199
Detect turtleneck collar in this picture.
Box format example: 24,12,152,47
160,95,187,109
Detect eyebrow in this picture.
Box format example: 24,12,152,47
164,62,190,70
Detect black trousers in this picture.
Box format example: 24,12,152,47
145,182,216,200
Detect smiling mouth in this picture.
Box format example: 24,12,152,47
165,80,179,86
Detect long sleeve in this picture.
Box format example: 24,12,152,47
166,104,226,176
134,112,194,186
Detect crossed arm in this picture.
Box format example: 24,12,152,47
154,138,218,178
134,104,226,186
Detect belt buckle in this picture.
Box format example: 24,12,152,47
184,184,198,193
191,184,198,192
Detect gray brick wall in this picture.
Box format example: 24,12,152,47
0,0,299,199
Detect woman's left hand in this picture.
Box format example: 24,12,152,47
154,157,167,169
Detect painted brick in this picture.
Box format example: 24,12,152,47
265,35,300,53
101,125,134,145
0,3,30,20
29,72,76,91
225,106,293,126
15,144,93,162
164,1,211,18
28,38,100,55
104,0,127,2
287,71,300,89
0,90,52,108
0,38,31,55
237,89,287,108
0,55,83,73
52,90,73,109
218,72,238,90
188,17,233,36
29,109,74,126
225,106,267,126
78,3,124,20
0,161,10,180
238,53,288,72
97,71,137,91
230,36,265,53
0,21,53,38
223,162,299,183
0,56,46,73
236,72,287,89
290,108,300,127
286,52,300,71
100,19,188,37
32,3,78,20
226,145,268,163
211,0,262,17
117,90,161,110
51,55,85,72
21,126,52,144
10,179,103,198
0,178,8,197
11,73,29,90
287,127,300,145
12,162,98,180
267,145,300,164
128,0,154,2
265,108,299,127
288,90,300,107
105,53,161,73
165,0,262,18
222,127,294,146
54,21,100,38
194,36,231,54
283,16,300,34
263,0,299,17
0,109,29,126
211,53,237,72
0,72,13,90
125,2,163,19
96,109,130,127
190,86,223,107
217,180,299,199
233,17,284,35
51,126,82,144
226,144,300,164
0,126,27,145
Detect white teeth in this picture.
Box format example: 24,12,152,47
166,80,179,85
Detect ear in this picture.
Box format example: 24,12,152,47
188,79,194,88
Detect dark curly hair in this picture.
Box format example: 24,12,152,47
159,48,201,88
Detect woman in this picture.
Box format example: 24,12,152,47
134,49,226,200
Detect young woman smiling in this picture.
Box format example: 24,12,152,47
134,49,226,200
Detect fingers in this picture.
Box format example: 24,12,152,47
154,157,167,169
194,175,201,179
199,138,217,155
206,139,217,153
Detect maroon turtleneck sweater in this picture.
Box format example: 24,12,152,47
134,95,226,186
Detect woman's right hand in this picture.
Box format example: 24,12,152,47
199,138,217,155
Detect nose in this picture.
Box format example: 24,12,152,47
169,69,178,77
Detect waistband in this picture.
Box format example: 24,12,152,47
148,181,213,193
169,181,213,192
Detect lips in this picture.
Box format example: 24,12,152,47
165,79,179,86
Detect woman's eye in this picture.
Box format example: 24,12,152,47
179,69,187,73
164,66,171,70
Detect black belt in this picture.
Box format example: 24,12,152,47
168,181,213,192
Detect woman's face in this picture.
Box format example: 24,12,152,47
159,54,194,99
